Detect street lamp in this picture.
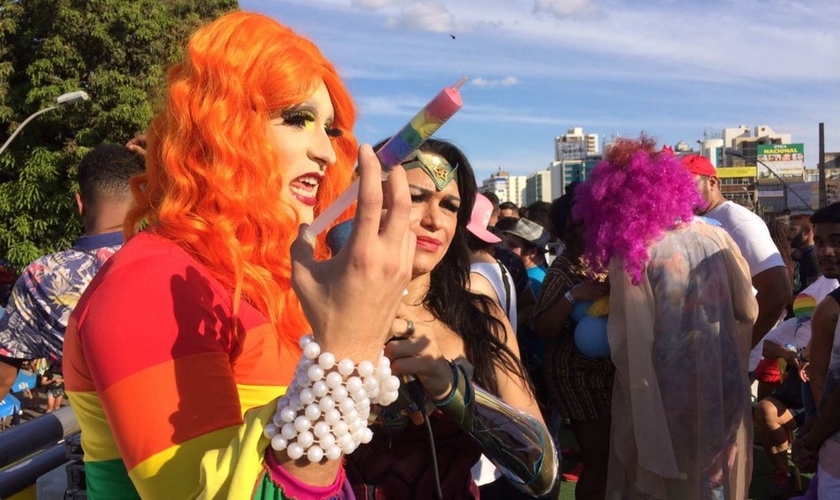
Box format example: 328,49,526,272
724,148,810,212
0,90,90,156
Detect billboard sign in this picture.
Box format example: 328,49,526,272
557,140,587,161
756,143,805,182
716,167,756,179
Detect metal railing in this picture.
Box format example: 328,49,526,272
0,406,79,498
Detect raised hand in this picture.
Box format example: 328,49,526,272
291,144,415,361
125,134,147,157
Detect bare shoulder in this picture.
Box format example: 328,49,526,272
468,270,502,307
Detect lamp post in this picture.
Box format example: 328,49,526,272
724,148,810,212
0,90,90,156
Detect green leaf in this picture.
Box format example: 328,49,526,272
0,0,238,269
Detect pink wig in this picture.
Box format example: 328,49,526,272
573,136,703,284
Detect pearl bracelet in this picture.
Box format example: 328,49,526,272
264,334,401,462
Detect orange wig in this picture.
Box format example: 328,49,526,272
127,11,358,351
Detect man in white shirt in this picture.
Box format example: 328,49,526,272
682,154,792,351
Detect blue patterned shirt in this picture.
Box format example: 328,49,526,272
0,232,123,361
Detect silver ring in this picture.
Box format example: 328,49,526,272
405,318,415,337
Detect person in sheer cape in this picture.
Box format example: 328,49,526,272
574,137,758,500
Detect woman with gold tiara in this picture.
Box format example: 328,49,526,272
344,138,558,499
64,10,416,500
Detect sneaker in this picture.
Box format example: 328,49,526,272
561,463,584,483
768,470,798,499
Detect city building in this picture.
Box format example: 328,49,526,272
523,170,553,206
717,166,758,209
479,168,527,207
825,152,840,170
555,127,599,161
477,124,838,218
722,125,792,167
697,138,725,167
546,158,601,200
673,141,693,153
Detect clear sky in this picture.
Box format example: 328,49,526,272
239,0,840,181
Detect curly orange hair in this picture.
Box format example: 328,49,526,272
126,11,358,351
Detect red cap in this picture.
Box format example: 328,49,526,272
681,154,716,177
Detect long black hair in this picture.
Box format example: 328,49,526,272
407,139,529,395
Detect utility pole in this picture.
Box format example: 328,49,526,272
819,122,827,208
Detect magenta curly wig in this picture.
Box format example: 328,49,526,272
573,135,703,284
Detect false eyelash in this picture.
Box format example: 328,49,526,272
281,108,342,138
281,109,315,127
442,202,460,213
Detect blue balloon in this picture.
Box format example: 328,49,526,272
570,300,593,322
574,315,610,358
326,219,354,255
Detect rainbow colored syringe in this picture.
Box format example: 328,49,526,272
305,76,467,239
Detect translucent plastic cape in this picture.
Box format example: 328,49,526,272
606,220,758,500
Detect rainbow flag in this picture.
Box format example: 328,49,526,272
792,293,818,319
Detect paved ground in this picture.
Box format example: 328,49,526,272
1,388,69,430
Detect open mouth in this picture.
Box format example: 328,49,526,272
290,173,323,207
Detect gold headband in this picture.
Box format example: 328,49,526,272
400,150,458,191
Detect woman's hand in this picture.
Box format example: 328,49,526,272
291,144,415,360
384,307,454,401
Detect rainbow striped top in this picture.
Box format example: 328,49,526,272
64,233,303,499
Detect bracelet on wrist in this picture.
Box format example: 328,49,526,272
564,290,576,305
264,334,401,463
434,361,473,425
433,360,460,406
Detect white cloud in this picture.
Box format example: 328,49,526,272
385,4,462,33
246,0,840,169
532,0,600,18
471,76,520,87
297,0,838,83
355,95,421,117
351,0,397,9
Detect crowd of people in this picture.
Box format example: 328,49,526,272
0,8,838,500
